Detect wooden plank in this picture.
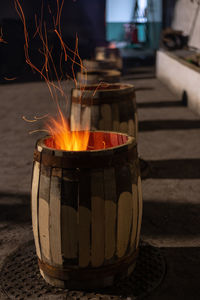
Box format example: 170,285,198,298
38,165,51,262
40,269,65,288
62,206,77,260
31,161,41,260
61,170,78,264
128,119,135,137
115,164,133,258
119,121,128,134
129,160,140,251
104,168,117,260
118,96,135,135
39,198,50,261
117,191,132,257
49,168,62,266
131,182,138,249
101,104,112,131
98,105,105,131
78,169,91,267
71,102,81,131
91,169,105,267
80,105,91,131
91,105,100,130
134,112,138,142
117,133,124,145
98,118,105,130
111,102,120,132
136,174,143,248
93,132,105,149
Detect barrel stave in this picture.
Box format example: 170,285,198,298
49,168,62,267
38,164,51,263
31,161,41,260
78,169,91,268
61,169,79,266
104,167,117,261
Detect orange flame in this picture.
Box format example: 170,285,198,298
46,109,90,151
14,0,90,151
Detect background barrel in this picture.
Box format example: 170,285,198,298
83,58,121,72
31,131,142,289
95,47,123,70
76,69,121,85
71,83,138,141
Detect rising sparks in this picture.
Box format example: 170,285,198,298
15,0,90,151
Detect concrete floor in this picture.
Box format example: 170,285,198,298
0,67,200,299
124,69,200,299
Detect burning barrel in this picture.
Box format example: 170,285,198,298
76,69,121,85
71,83,138,141
31,131,142,289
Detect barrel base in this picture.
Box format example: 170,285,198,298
39,260,137,289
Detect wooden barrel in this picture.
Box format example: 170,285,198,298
83,58,120,71
31,131,142,289
95,47,123,70
71,83,138,141
76,69,121,85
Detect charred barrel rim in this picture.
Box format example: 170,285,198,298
74,83,134,92
34,131,137,169
71,83,135,105
41,131,135,153
78,70,121,76
85,58,117,63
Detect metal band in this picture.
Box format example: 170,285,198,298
38,249,138,281
33,146,137,169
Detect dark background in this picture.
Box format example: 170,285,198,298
0,0,106,81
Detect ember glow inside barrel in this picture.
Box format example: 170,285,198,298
31,131,142,289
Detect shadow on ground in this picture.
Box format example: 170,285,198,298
139,120,200,131
142,200,200,239
147,158,200,179
142,200,200,300
138,100,183,108
0,192,31,223
145,246,200,300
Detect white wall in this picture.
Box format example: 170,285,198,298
172,0,200,49
156,50,200,115
106,0,135,23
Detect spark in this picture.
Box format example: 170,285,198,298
4,77,17,81
29,129,49,135
15,0,91,150
22,114,49,123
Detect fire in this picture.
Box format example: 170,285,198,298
14,0,90,151
45,111,90,151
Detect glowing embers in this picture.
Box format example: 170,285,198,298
44,131,128,151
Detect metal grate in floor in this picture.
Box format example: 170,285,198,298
0,240,165,300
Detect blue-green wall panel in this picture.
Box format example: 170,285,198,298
106,22,125,41
106,22,162,49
